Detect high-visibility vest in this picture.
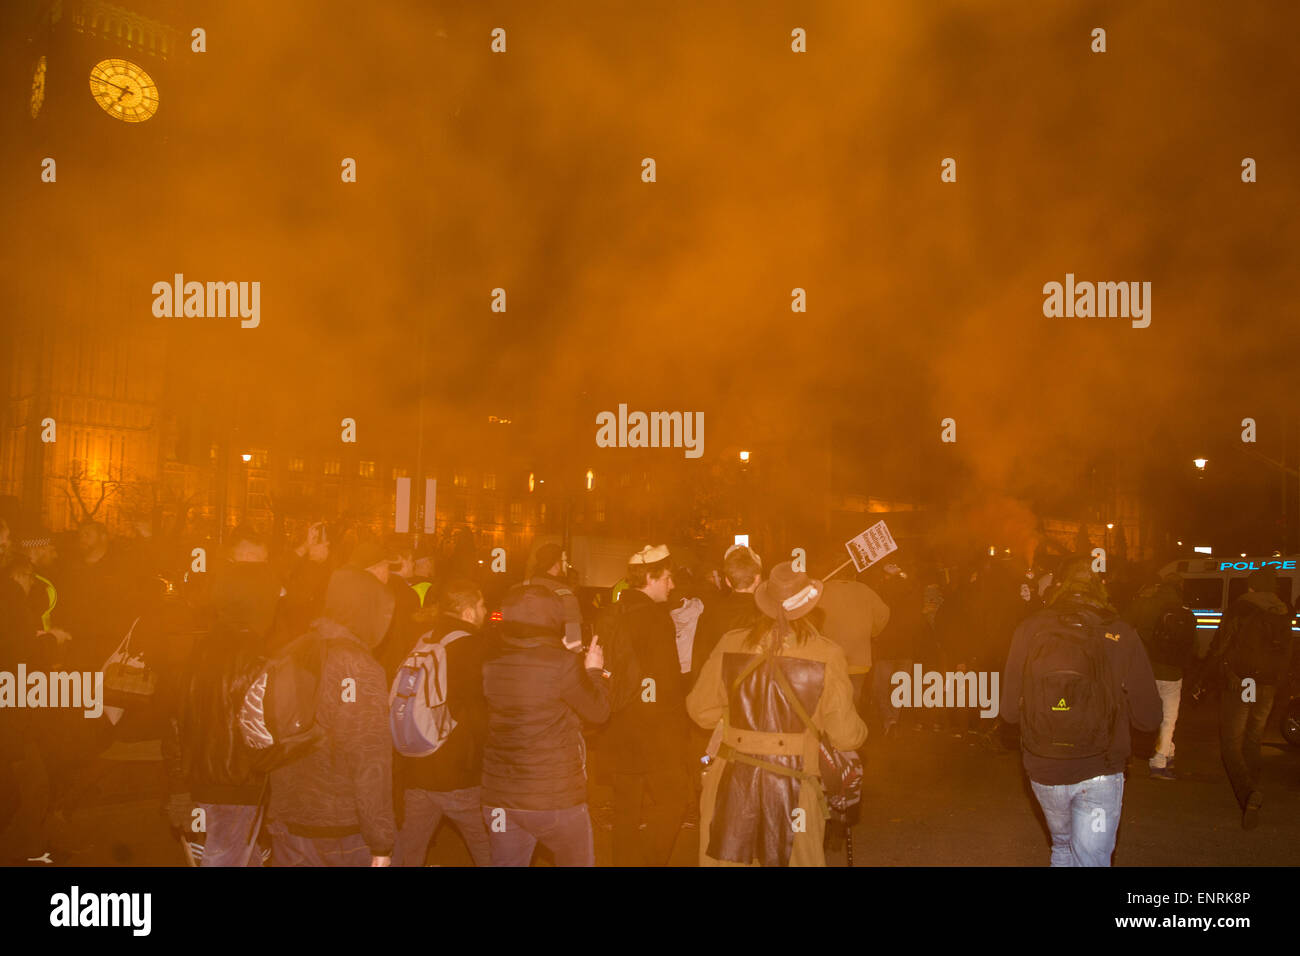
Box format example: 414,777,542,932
411,580,433,608
34,573,56,631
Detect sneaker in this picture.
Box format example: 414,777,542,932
1148,766,1175,781
1242,790,1263,830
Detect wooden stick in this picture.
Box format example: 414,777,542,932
823,557,856,581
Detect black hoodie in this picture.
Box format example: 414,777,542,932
1001,598,1162,786
268,567,397,856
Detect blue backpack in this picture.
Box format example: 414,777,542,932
389,629,470,757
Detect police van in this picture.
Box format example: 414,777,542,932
1157,555,1300,651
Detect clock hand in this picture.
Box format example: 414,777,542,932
93,76,129,93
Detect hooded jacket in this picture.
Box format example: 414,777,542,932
1001,597,1162,786
268,567,397,857
481,620,610,811
1122,580,1193,681
1205,589,1296,686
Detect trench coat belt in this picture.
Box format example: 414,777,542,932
722,727,807,757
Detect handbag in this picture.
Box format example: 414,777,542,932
102,617,157,712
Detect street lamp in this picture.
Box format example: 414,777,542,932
739,450,750,462
1193,458,1208,472
241,453,252,463
585,469,593,491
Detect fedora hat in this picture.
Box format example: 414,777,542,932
754,561,824,622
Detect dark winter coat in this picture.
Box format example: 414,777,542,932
602,588,691,773
691,590,759,676
268,567,397,857
481,621,610,811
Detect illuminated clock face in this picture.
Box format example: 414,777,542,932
88,58,159,123
30,56,46,118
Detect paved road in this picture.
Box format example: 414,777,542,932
19,690,1299,867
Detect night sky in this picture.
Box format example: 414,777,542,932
3,0,1298,552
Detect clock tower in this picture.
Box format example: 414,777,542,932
2,1,186,534
26,0,180,136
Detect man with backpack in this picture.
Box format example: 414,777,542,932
1198,567,1296,829
1001,556,1161,866
1122,570,1196,780
390,579,491,866
265,566,397,866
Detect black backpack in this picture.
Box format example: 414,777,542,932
1150,606,1196,665
238,633,328,772
1228,605,1292,685
1020,618,1119,759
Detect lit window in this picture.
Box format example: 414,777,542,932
289,457,305,473
359,460,376,479
510,502,523,525
453,473,468,489
324,460,341,476
392,466,409,479
250,449,268,469
483,473,496,491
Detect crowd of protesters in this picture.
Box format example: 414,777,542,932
0,513,1295,867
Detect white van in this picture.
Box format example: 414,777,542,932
1157,555,1300,652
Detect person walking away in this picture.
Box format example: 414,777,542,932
391,579,492,866
1195,567,1296,829
687,561,866,867
602,545,692,866
1121,570,1195,780
267,567,397,866
480,584,609,866
1000,556,1161,866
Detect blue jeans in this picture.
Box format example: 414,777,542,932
481,803,594,867
394,786,491,866
268,821,372,866
1030,773,1124,867
197,802,263,867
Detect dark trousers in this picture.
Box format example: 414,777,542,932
613,766,690,866
393,786,491,866
1219,672,1277,810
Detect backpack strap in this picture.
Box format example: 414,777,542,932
439,629,471,648
718,645,820,782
